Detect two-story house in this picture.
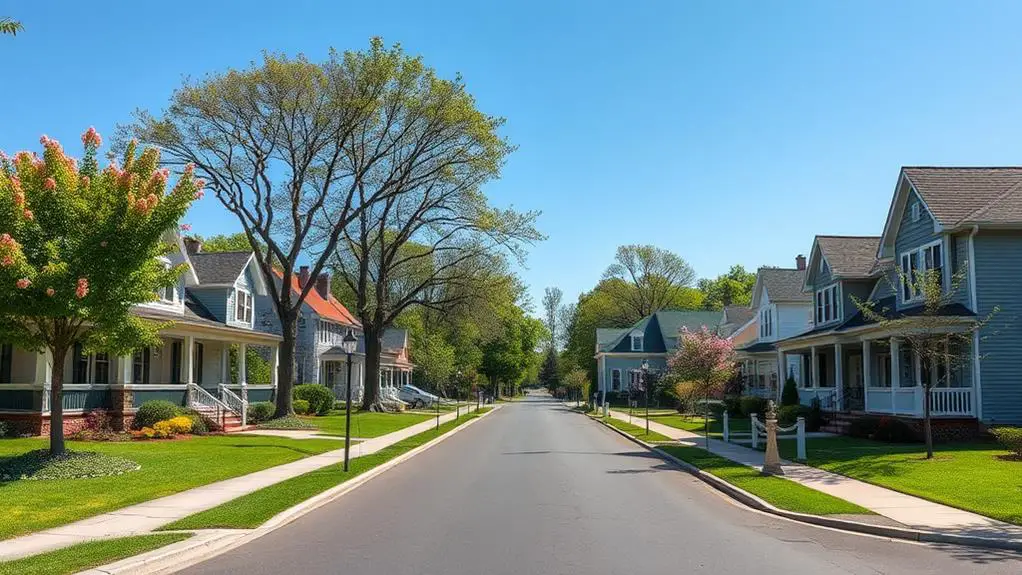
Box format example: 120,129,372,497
595,310,723,405
778,166,1022,428
0,233,282,435
734,260,814,400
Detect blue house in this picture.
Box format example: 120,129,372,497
595,310,723,405
779,167,1022,427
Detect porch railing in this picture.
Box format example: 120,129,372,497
218,384,248,427
187,383,230,429
930,388,973,417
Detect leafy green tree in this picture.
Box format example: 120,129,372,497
0,18,22,36
0,129,197,454
562,368,590,405
667,327,737,447
602,245,699,324
697,265,756,310
542,287,563,349
480,304,544,398
538,347,559,390
192,232,253,254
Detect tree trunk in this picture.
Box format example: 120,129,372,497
924,385,933,459
273,311,297,418
49,345,69,457
361,326,383,411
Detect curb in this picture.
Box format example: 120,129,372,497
80,405,501,575
589,415,1022,552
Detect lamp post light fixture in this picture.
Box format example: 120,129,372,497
641,359,650,436
341,329,358,472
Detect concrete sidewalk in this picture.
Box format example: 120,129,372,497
0,405,480,561
606,409,1022,542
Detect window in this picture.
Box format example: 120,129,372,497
0,343,11,383
630,334,643,351
171,341,182,384
611,369,621,391
910,202,921,222
900,241,943,302
759,308,773,338
133,348,151,385
900,347,917,387
815,285,839,324
73,343,89,383
235,289,253,324
93,353,109,385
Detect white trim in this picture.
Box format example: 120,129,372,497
898,239,944,304
878,174,942,260
814,284,840,325
234,287,254,325
630,333,644,352
610,368,622,391
967,226,979,312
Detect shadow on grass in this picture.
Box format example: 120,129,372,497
226,444,330,456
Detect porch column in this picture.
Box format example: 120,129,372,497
220,346,230,385
184,335,195,385
34,349,52,385
890,337,901,414
238,343,248,404
753,360,759,392
862,339,871,411
271,345,279,390
810,346,819,390
119,354,132,384
776,350,785,402
834,343,844,411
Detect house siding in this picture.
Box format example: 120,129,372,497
227,268,256,329
872,269,897,301
950,232,972,310
190,287,231,323
775,303,812,339
841,280,873,322
895,189,939,310
974,231,1022,424
599,355,668,393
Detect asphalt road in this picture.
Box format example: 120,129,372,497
180,396,1022,574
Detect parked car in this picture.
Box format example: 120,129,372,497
399,384,439,408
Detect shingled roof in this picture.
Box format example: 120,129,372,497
816,236,881,279
754,268,810,306
902,167,1022,227
189,251,253,285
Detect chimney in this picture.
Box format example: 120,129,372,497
298,266,310,289
183,237,202,255
315,272,331,300
795,254,806,271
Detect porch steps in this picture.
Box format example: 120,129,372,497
191,406,245,432
819,411,865,435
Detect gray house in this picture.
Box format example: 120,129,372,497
779,167,1022,426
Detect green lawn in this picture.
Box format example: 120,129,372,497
301,411,433,438
643,413,751,437
0,435,341,540
0,533,191,575
163,408,493,530
779,436,1022,525
598,416,673,443
659,445,871,516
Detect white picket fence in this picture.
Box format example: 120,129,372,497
722,411,806,461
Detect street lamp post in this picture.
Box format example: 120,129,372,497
341,329,358,473
455,370,462,419
641,359,650,436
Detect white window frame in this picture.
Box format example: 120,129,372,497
814,284,840,325
630,334,643,351
899,239,944,303
235,288,253,324
155,257,176,304
759,306,774,338
910,202,921,223
611,368,621,391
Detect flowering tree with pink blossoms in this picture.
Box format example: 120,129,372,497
0,129,198,455
667,326,737,448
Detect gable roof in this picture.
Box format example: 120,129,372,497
382,328,408,351
752,267,810,307
722,305,755,328
189,251,254,286
813,236,881,281
273,269,360,326
596,328,629,352
597,310,723,354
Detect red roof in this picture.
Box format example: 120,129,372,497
273,269,360,326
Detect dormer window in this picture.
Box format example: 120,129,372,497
819,258,827,275
910,202,921,223
631,334,643,351
815,284,839,324
759,307,773,338
235,289,253,323
154,256,177,304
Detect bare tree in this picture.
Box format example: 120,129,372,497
542,287,563,350
853,264,998,458
124,41,450,417
603,245,697,323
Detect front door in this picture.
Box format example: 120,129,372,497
845,353,865,411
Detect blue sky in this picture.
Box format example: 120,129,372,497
3,1,1022,311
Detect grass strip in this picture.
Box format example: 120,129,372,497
659,445,871,516
599,416,673,443
0,533,191,575
162,409,490,530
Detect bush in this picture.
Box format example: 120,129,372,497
0,450,139,481
293,384,333,416
293,399,311,415
247,401,275,424
781,377,799,406
739,396,768,418
991,427,1022,458
848,415,917,442
722,395,742,416
165,416,193,434
133,400,181,430
777,405,807,426
181,411,209,435
0,421,9,438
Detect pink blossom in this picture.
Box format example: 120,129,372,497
9,175,21,193
184,163,195,175
179,223,192,231
0,151,7,161
43,177,56,190
80,175,90,188
75,277,89,299
39,135,51,146
1,256,13,267
193,188,205,200
46,287,54,297
23,209,33,221
16,278,31,289
81,127,102,147
13,191,25,207
146,193,158,208
0,233,13,246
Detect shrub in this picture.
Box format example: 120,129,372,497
0,421,8,438
152,420,176,438
165,416,194,435
722,395,742,416
991,427,1022,458
777,405,808,426
293,399,311,415
293,384,334,416
133,400,181,430
84,409,113,432
738,396,768,418
247,401,275,424
181,411,209,435
781,377,799,406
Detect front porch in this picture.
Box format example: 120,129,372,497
737,353,781,401
781,333,976,419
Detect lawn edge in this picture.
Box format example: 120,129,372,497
587,412,1022,553
87,405,501,575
